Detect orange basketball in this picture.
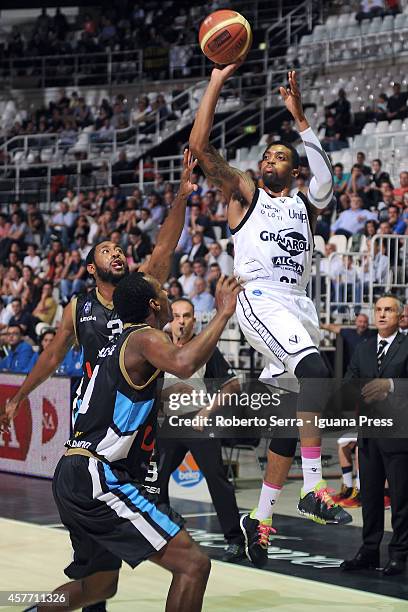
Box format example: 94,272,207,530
199,10,252,65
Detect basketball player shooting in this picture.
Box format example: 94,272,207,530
189,66,351,568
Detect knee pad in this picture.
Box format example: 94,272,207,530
269,436,298,457
294,353,329,413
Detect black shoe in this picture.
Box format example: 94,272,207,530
240,511,275,568
82,603,107,612
340,551,379,571
221,543,246,563
382,559,406,576
297,480,352,525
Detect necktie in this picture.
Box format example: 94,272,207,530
377,339,388,368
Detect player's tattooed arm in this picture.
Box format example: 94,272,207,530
197,143,255,205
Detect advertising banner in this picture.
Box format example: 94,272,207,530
0,374,71,478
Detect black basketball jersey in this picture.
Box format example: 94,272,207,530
67,323,161,481
73,288,123,383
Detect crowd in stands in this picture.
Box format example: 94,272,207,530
315,81,408,153
0,1,224,82
1,136,407,373
1,87,177,148
356,0,401,22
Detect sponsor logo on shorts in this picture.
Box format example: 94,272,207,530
172,452,204,488
260,228,310,256
289,334,299,345
66,439,92,449
252,290,262,296
272,256,304,275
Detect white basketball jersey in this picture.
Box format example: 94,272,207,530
231,188,313,290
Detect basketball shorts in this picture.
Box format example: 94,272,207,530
53,455,184,579
236,282,320,379
337,436,358,447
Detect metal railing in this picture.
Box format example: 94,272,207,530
0,50,144,90
325,235,408,322
264,0,315,70
0,83,201,170
0,159,113,208
0,1,317,90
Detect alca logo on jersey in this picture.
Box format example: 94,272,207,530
260,228,310,256
272,257,304,275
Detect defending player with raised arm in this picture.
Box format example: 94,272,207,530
189,67,333,232
41,273,241,612
1,150,198,429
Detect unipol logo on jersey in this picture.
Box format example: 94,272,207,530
260,228,310,257
172,452,204,488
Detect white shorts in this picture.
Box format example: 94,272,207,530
236,281,320,379
337,436,358,447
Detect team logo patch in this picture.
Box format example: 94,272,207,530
289,334,299,345
252,290,262,296
83,301,92,316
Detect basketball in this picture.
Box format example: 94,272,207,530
199,10,252,65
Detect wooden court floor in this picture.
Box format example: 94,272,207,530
0,518,406,612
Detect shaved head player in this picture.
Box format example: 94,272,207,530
189,66,351,568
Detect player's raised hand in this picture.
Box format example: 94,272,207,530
179,149,199,197
210,55,246,85
279,70,306,124
215,275,242,318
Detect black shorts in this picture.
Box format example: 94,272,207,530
53,455,184,580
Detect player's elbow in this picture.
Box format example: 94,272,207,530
189,138,207,158
171,356,196,378
308,181,334,210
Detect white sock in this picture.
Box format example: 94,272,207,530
255,481,282,521
355,471,360,490
301,447,322,493
342,470,353,488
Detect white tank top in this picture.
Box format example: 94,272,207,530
231,188,313,290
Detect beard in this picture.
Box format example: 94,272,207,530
262,170,288,193
94,261,129,285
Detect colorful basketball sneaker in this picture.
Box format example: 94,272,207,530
297,480,353,525
240,509,276,568
331,484,353,504
340,488,361,508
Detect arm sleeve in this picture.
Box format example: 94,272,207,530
300,126,334,209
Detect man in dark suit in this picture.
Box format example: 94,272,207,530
341,294,408,576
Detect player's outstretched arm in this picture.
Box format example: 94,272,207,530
129,276,241,378
280,70,333,211
140,149,197,285
0,302,76,427
189,62,254,204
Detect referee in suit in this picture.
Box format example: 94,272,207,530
341,294,408,576
156,298,245,562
